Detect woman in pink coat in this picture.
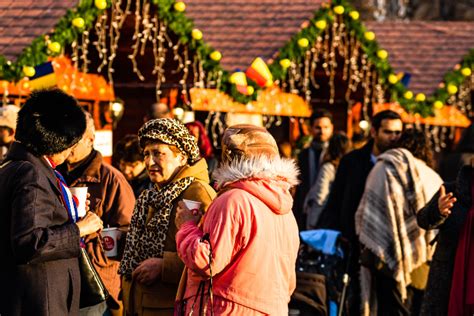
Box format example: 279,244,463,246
175,124,300,315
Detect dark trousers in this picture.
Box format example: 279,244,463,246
374,270,423,316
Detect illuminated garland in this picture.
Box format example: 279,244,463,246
0,0,472,116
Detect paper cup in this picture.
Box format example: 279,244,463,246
101,227,121,257
69,187,88,218
182,199,202,211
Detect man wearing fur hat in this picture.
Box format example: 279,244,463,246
0,105,20,162
57,112,135,316
175,124,300,315
0,89,103,315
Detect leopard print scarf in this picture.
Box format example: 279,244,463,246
119,176,194,276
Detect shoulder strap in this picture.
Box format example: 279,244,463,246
0,160,12,169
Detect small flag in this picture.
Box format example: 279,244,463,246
230,71,250,95
245,57,273,88
29,62,57,90
396,72,411,88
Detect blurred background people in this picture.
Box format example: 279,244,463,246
175,124,300,315
0,105,19,162
293,109,334,230
356,128,442,315
0,89,102,315
58,112,135,316
317,109,403,315
417,160,473,316
114,134,151,198
304,132,351,230
144,102,172,122
119,118,215,316
185,120,218,176
438,123,474,182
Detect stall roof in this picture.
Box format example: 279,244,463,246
0,0,79,61
185,0,326,70
365,21,474,95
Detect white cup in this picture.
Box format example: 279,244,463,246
101,227,121,257
69,187,88,218
182,199,202,212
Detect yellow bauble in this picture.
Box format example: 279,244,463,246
94,0,107,10
72,17,85,28
48,42,61,53
210,51,222,61
461,67,472,77
404,91,413,99
191,29,203,40
364,31,375,41
247,86,255,95
447,84,458,95
388,74,398,84
279,58,291,69
333,5,345,14
433,100,444,109
349,11,360,20
315,20,327,30
415,93,426,102
298,38,309,48
23,66,36,77
377,50,388,60
174,1,186,12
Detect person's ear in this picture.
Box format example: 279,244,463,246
370,127,376,138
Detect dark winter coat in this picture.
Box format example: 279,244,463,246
58,150,135,307
0,142,82,316
293,143,325,229
417,164,472,316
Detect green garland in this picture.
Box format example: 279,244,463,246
269,0,474,116
1,0,472,116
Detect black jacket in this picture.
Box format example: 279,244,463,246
0,142,81,316
417,165,472,316
317,140,374,241
293,144,324,229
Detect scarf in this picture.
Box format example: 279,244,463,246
448,171,474,316
46,157,80,223
355,148,436,315
119,176,194,276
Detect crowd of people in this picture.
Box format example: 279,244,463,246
0,88,472,316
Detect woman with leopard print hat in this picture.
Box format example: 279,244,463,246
119,118,216,316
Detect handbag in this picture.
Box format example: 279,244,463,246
79,247,110,308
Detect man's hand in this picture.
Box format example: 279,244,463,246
76,211,103,237
132,258,163,286
438,185,456,217
175,201,201,230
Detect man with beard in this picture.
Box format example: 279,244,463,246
317,109,402,315
0,105,19,162
293,109,334,230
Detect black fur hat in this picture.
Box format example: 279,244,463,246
16,89,86,156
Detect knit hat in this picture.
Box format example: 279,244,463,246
15,89,86,156
138,118,200,164
221,124,279,162
0,105,19,130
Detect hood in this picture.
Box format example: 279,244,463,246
213,155,300,215
174,158,210,183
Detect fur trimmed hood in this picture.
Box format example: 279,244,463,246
212,155,300,188
213,155,300,215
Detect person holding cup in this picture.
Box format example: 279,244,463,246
119,118,216,316
57,111,135,316
0,89,103,316
175,124,300,315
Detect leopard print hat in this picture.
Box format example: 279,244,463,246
138,118,200,164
